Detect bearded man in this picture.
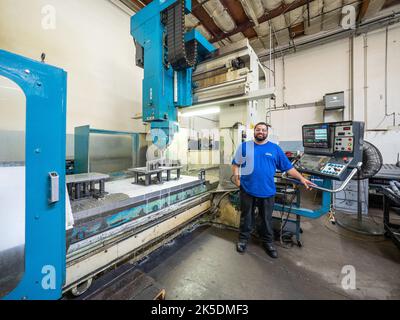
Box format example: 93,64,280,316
232,122,315,258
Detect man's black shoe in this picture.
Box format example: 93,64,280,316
236,242,247,254
263,243,278,259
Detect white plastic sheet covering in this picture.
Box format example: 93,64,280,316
254,21,270,37
242,0,264,19
304,0,323,35
0,166,25,251
204,0,236,32
261,0,282,11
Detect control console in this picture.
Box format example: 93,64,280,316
295,121,364,181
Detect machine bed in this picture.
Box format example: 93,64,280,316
68,175,208,248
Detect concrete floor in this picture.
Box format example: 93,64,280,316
139,198,400,300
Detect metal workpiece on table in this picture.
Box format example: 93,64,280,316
66,173,110,184
198,169,206,181
128,167,165,186
129,159,184,185
76,183,81,199
100,180,105,194
90,181,95,193
146,159,161,171
84,182,90,198
68,183,73,196
160,166,183,181
67,173,110,201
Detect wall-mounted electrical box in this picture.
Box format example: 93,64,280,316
324,91,345,110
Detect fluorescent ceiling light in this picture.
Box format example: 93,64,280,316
180,107,220,118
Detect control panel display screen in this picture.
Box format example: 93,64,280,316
303,124,330,149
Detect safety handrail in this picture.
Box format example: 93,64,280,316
281,162,362,194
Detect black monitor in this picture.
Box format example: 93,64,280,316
302,124,330,149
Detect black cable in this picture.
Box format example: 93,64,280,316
278,158,300,245
279,180,297,247
215,191,234,209
230,174,240,188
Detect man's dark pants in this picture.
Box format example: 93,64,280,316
239,187,275,245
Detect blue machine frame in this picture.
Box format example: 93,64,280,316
273,178,332,246
274,179,332,219
131,0,216,147
74,125,141,174
0,50,67,300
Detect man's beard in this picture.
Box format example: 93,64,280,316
254,133,267,142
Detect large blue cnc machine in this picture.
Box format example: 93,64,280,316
131,0,215,147
1,0,215,300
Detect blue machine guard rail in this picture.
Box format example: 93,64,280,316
274,179,332,219
275,163,361,219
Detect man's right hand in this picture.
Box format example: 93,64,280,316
232,164,241,188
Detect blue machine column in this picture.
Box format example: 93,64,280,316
131,0,215,148
1,50,67,300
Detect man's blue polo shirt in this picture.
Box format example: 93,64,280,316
232,141,293,198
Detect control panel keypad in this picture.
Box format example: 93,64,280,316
321,163,346,176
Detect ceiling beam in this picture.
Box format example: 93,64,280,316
131,0,144,9
127,0,224,40
259,0,313,24
118,0,144,11
220,0,257,39
132,0,147,9
191,0,225,39
289,21,306,38
357,0,370,23
382,0,400,9
212,0,316,43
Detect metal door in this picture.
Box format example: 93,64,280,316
0,50,67,300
